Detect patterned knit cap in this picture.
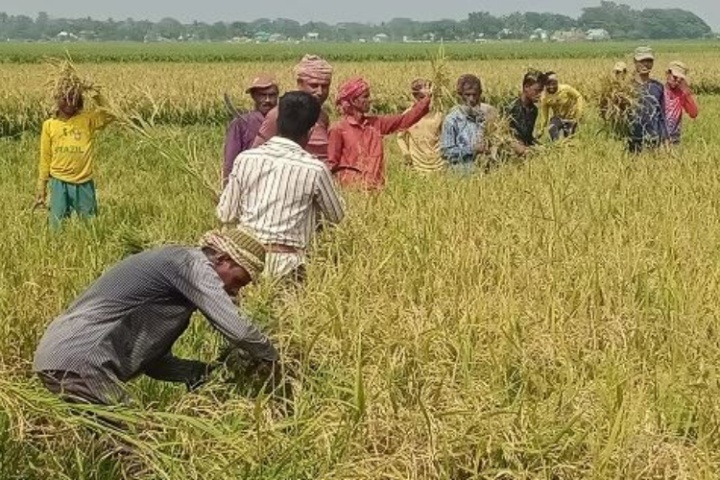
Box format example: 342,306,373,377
294,54,333,83
200,228,266,280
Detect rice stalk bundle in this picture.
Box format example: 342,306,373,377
429,44,455,114
597,76,639,138
45,55,97,105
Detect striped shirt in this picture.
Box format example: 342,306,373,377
217,136,345,249
33,247,278,394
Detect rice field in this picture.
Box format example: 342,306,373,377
2,42,720,479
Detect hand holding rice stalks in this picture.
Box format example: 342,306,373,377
597,76,639,138
429,44,454,113
484,111,522,167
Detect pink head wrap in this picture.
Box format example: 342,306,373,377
294,54,333,83
335,78,370,115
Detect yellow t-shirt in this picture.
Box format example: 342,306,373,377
538,84,585,132
38,110,114,190
397,111,445,173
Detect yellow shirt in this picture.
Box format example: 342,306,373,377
538,84,585,131
397,111,445,173
38,110,114,190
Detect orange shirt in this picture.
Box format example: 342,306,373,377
327,96,430,190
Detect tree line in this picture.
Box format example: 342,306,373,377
0,2,713,42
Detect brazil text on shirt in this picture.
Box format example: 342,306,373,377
37,110,114,191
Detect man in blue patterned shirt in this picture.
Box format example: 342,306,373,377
627,46,669,153
441,74,497,174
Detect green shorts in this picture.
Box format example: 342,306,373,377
49,178,98,229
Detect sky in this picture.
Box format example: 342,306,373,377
3,0,720,30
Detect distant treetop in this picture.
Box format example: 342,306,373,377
0,2,713,43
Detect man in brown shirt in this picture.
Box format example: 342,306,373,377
253,55,333,165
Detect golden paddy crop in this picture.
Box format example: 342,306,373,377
2,43,720,479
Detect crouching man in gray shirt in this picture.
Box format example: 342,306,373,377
33,228,279,405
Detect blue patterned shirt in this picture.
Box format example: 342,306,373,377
629,79,669,143
441,105,492,164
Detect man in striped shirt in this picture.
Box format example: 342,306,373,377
33,229,278,405
218,91,345,282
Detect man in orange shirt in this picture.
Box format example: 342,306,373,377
252,55,333,164
327,78,431,190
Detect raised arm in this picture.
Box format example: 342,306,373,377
173,258,279,362
87,91,115,130
376,96,431,135
682,88,699,119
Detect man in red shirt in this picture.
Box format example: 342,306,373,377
664,61,699,144
252,55,333,164
328,78,431,190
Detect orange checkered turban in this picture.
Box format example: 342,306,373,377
335,77,370,115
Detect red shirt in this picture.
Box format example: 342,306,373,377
664,85,699,143
328,96,430,189
253,107,331,163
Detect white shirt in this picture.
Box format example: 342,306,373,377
217,136,345,249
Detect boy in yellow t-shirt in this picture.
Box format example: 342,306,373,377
537,72,584,142
34,87,114,229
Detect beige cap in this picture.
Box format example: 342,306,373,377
634,46,655,62
667,61,689,80
613,61,628,72
245,75,277,94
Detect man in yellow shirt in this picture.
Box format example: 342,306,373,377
35,87,114,229
537,72,584,141
397,79,445,173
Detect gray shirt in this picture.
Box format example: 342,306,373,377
33,246,278,389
